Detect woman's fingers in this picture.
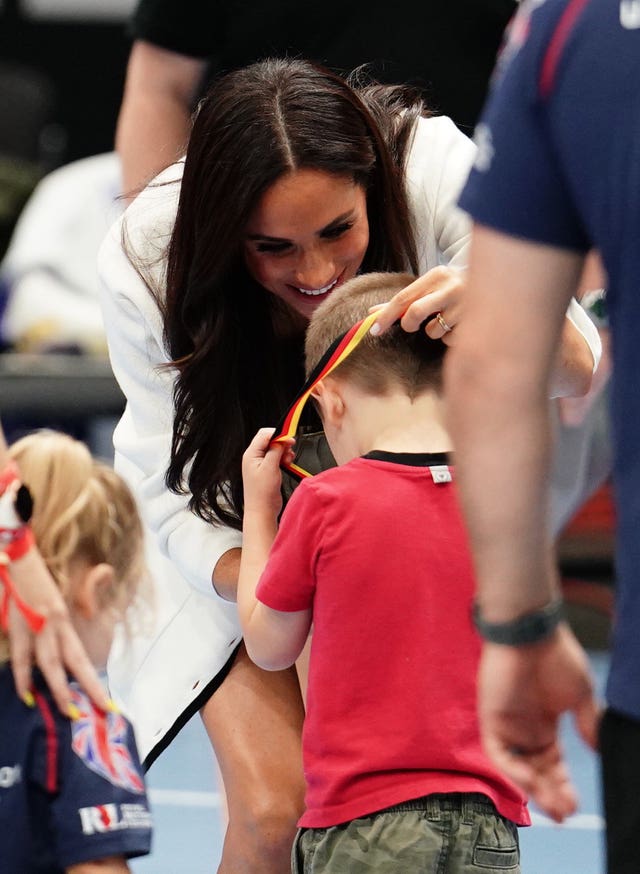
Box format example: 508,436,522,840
8,550,110,715
425,310,457,343
9,606,37,705
370,267,465,336
10,600,109,715
51,617,113,713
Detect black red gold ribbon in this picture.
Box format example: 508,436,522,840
0,527,47,634
0,462,46,633
271,310,381,480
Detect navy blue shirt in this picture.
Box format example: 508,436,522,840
0,667,152,872
460,0,640,720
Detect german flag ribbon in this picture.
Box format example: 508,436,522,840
270,310,382,480
0,527,47,634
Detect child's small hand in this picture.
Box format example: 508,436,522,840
242,428,295,518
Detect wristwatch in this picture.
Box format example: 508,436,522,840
472,597,564,646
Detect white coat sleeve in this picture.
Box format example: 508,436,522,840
97,208,242,600
405,115,477,271
408,116,602,378
565,297,602,374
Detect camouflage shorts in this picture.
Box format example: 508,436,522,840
292,793,520,874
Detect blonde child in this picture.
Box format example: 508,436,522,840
0,431,152,874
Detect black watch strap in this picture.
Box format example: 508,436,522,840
472,597,564,646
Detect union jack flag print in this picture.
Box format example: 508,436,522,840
70,687,145,794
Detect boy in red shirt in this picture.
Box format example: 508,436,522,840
238,272,529,873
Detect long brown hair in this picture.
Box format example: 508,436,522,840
155,58,426,529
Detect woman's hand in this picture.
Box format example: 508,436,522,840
370,265,598,400
557,326,610,425
10,547,110,716
370,265,466,343
549,315,597,400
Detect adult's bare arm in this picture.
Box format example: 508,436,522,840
558,250,609,425
212,547,242,602
444,225,599,818
445,226,586,612
550,312,596,399
115,40,207,198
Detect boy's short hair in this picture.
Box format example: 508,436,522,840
305,272,447,396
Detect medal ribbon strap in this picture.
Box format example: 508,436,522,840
0,527,47,633
0,462,46,633
270,310,382,480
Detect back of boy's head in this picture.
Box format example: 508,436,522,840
8,430,145,608
304,272,447,396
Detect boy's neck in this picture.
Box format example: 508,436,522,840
343,389,453,458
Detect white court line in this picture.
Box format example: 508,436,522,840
531,811,604,830
149,788,224,809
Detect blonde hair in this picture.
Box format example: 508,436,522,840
1,431,146,661
305,272,447,396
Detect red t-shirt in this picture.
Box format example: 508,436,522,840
257,452,530,828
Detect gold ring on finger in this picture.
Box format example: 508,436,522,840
436,312,453,334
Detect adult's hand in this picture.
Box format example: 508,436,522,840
478,624,600,823
10,546,109,715
557,326,611,426
370,265,465,342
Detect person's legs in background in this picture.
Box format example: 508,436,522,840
201,643,305,873
599,708,640,874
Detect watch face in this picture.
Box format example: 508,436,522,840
15,485,34,524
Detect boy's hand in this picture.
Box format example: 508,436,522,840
242,429,295,518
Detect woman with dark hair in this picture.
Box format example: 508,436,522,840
98,58,599,872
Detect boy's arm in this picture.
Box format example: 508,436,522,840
239,430,312,671
67,857,130,873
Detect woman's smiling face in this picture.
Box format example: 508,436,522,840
243,168,370,322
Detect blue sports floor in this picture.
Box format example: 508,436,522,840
129,650,609,874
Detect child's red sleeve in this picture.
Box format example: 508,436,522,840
256,479,324,612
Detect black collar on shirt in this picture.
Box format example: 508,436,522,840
362,450,452,467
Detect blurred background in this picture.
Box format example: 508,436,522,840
0,0,133,174
0,0,134,453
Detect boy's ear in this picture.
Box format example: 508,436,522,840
311,377,345,427
73,563,116,620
